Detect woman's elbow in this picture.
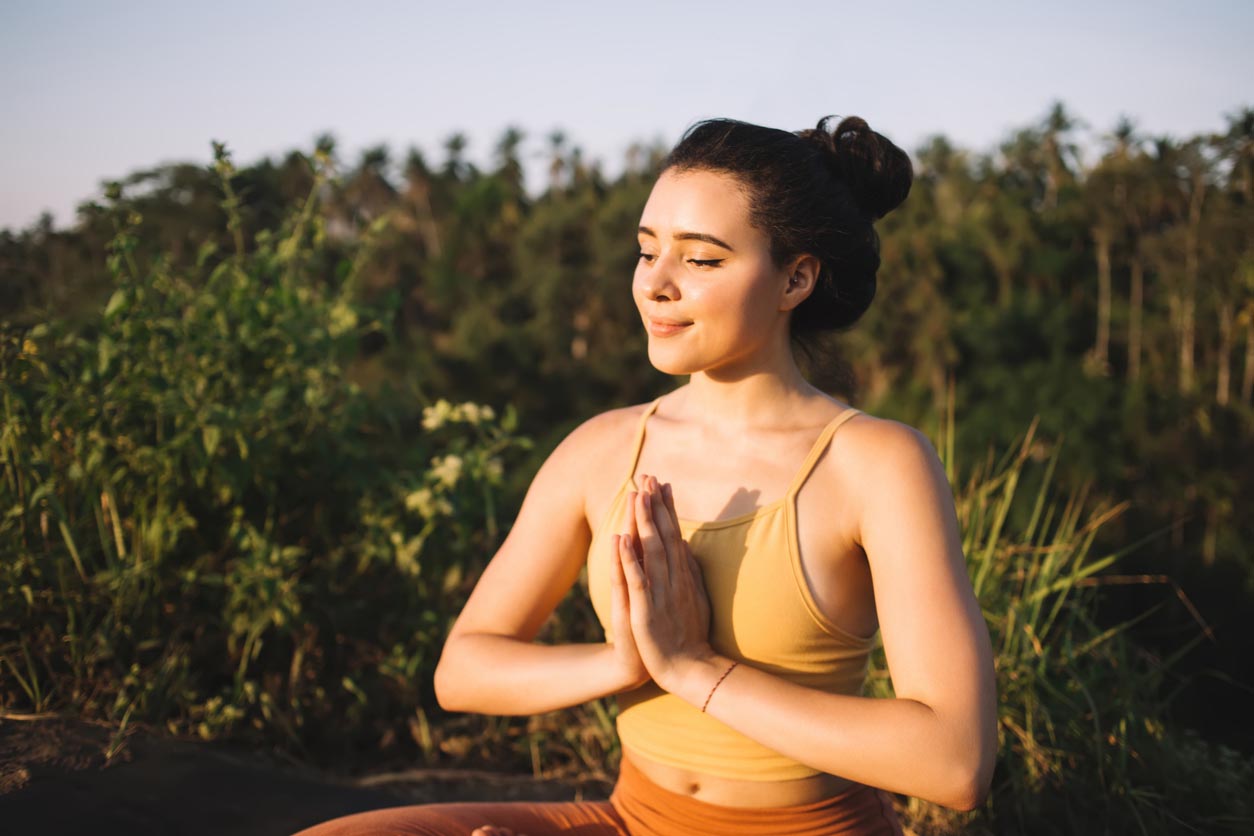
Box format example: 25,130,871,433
945,751,995,811
941,699,997,810
432,643,465,712
947,773,990,812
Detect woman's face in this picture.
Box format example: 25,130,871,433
633,168,796,377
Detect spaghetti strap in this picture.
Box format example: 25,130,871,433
625,397,664,483
785,407,862,498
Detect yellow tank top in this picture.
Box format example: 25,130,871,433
586,397,876,782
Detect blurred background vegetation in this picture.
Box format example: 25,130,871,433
1,101,1251,833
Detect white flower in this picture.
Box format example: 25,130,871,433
405,487,435,516
422,399,455,431
430,455,464,488
327,301,357,337
403,487,454,518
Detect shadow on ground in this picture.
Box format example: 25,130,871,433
0,716,612,836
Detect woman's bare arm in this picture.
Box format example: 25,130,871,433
621,421,998,810
434,410,646,716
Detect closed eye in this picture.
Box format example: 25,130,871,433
689,259,723,268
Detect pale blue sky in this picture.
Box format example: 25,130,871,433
2,0,1250,231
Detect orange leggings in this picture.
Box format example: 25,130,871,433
291,755,904,836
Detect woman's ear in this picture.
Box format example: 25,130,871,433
779,254,821,312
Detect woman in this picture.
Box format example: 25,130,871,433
295,115,997,836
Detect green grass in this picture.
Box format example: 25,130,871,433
868,385,1251,834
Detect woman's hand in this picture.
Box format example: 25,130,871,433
609,527,649,690
617,474,715,692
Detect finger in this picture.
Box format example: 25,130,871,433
686,546,707,594
618,526,649,595
610,533,623,589
687,543,707,581
643,476,686,591
662,481,680,529
634,483,670,589
625,490,641,556
647,481,687,586
610,534,633,607
648,476,681,552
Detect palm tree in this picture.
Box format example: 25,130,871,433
494,127,526,193
1084,159,1121,374
442,132,470,181
971,149,1036,308
1177,137,1211,395
494,126,527,230
547,129,567,192
1039,101,1085,211
403,148,442,259
1083,116,1148,377
1108,118,1151,383
1207,108,1254,404
345,146,397,223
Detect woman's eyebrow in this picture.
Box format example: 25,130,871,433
637,225,734,252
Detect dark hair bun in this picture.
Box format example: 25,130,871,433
800,116,913,221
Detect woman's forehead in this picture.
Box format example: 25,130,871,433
639,169,754,239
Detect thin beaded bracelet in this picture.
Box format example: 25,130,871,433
701,661,739,712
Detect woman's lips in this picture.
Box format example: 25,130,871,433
645,317,692,337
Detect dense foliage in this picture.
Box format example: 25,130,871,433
876,401,1252,833
0,149,529,757
2,103,1251,831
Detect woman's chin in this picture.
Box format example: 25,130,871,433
646,346,702,376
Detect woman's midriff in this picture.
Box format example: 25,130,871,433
622,743,856,808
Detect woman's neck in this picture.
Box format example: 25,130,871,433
676,354,827,431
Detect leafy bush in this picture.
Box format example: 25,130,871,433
0,146,528,758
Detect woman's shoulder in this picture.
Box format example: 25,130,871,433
833,406,938,462
573,399,656,439
533,401,662,524
542,399,660,473
835,406,929,445
822,407,948,505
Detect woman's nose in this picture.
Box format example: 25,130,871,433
639,256,680,301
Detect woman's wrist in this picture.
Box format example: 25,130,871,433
658,650,734,706
603,641,651,693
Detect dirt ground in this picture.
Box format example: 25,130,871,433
0,715,613,836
